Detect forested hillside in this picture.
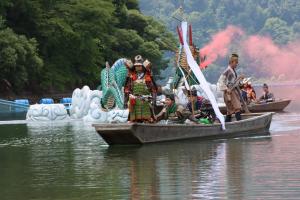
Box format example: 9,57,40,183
140,0,300,82
1,0,300,96
0,0,175,95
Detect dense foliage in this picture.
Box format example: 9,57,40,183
141,0,300,45
140,0,300,81
0,0,175,94
2,0,300,94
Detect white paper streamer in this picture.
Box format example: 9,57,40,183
181,22,225,130
178,61,191,90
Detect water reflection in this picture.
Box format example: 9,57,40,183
1,83,300,199
104,141,225,199
1,119,300,199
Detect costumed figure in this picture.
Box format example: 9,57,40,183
124,55,157,122
217,53,245,122
246,81,256,103
241,78,256,104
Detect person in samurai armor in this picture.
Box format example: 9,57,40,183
217,53,244,122
124,55,157,122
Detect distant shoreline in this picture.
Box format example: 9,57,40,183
0,92,72,104
1,80,300,102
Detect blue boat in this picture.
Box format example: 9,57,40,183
0,99,29,120
60,97,72,112
39,98,54,104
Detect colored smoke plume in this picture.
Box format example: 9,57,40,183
199,25,243,68
241,36,300,80
200,25,300,81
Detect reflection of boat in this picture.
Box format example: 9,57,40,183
93,112,273,145
219,99,291,113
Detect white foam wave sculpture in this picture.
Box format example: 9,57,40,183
69,86,94,119
26,104,69,121
70,85,129,123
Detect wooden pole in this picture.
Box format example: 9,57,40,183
189,90,195,117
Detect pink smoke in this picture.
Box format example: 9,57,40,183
200,25,300,81
241,36,300,80
199,25,244,68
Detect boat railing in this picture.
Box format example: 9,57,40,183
0,99,29,113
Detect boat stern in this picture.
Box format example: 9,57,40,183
93,123,143,145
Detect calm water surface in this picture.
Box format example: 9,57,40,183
1,86,300,200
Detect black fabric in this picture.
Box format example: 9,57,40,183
225,115,232,122
235,112,242,121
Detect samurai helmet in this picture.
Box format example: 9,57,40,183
134,55,144,66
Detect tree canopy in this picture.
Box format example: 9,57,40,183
0,0,176,95
140,0,300,81
2,0,300,95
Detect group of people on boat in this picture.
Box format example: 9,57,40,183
123,55,215,124
240,79,275,104
122,53,275,124
217,53,275,122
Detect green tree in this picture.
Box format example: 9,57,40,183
0,0,175,94
0,22,43,93
260,17,293,44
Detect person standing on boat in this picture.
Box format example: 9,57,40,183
124,55,157,122
217,53,244,122
154,94,184,122
258,83,275,103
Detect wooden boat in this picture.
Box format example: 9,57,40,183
93,112,273,145
219,99,291,114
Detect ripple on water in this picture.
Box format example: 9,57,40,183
1,112,300,199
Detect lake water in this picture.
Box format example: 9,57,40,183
1,85,300,200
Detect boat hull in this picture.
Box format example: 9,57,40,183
93,112,273,145
219,99,291,114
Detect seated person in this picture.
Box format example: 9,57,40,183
186,90,216,124
258,83,275,103
155,94,184,122
187,90,203,114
